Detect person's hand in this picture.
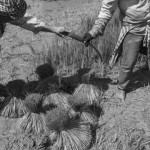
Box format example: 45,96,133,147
83,32,94,47
55,26,71,37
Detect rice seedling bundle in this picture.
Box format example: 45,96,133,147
68,96,98,125
35,63,55,80
0,80,27,118
35,76,62,94
17,112,46,135
45,107,92,150
73,84,102,106
1,97,27,118
24,93,44,113
17,93,46,135
43,93,74,115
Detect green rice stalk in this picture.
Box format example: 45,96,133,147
1,97,28,118
73,84,102,106
45,107,92,150
50,119,92,150
17,112,46,135
35,63,55,80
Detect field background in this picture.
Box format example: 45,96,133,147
0,0,150,149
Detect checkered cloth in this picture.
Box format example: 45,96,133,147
0,0,27,20
109,24,150,70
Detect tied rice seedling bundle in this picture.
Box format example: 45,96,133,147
45,107,92,150
73,83,102,106
35,63,55,80
35,76,62,94
1,80,27,118
17,112,46,135
68,96,98,125
17,93,46,134
43,93,75,115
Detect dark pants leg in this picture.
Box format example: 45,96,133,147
118,33,144,90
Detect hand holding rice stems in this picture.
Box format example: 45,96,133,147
0,80,28,118
45,107,92,150
73,83,103,106
17,93,46,135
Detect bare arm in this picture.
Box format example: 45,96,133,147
89,0,118,38
9,13,68,35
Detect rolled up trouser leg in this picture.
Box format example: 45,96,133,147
118,33,144,90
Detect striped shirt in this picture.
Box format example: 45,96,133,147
89,0,150,69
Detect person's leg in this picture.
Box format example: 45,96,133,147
116,33,144,100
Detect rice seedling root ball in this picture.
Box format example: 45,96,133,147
45,107,92,150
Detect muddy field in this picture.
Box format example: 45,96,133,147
0,0,150,150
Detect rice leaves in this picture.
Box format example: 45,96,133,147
1,97,27,118
73,84,102,106
17,112,46,135
45,107,92,150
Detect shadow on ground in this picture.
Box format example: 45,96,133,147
127,69,150,93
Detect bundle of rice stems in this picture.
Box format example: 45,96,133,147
1,97,28,118
17,112,46,135
43,93,75,116
17,93,46,134
45,107,92,150
0,80,27,118
73,83,102,106
35,76,62,94
68,96,98,125
35,63,55,80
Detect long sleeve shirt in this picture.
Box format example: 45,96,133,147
89,0,149,37
89,0,150,69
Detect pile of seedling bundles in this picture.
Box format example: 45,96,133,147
0,63,103,150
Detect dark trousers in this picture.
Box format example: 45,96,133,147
118,33,146,90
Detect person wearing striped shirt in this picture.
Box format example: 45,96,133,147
83,0,150,101
0,0,68,38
